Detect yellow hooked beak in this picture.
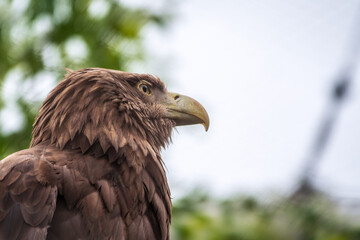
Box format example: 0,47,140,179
162,92,210,131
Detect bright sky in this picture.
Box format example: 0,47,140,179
125,0,360,200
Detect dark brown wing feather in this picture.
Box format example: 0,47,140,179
45,144,170,240
0,149,58,240
0,145,171,240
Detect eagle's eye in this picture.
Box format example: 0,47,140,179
137,82,152,96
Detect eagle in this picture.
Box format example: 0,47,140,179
0,68,209,240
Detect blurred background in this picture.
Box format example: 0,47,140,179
1,0,360,239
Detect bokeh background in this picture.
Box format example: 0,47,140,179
1,0,360,239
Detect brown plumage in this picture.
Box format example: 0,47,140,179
0,68,209,240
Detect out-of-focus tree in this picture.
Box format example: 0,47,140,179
171,191,360,240
0,0,168,159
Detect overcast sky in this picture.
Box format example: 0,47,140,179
123,0,360,200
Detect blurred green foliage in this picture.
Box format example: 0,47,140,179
0,0,167,158
171,190,360,240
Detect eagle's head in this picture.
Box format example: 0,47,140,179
31,68,209,162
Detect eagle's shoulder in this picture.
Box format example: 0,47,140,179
0,147,58,240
